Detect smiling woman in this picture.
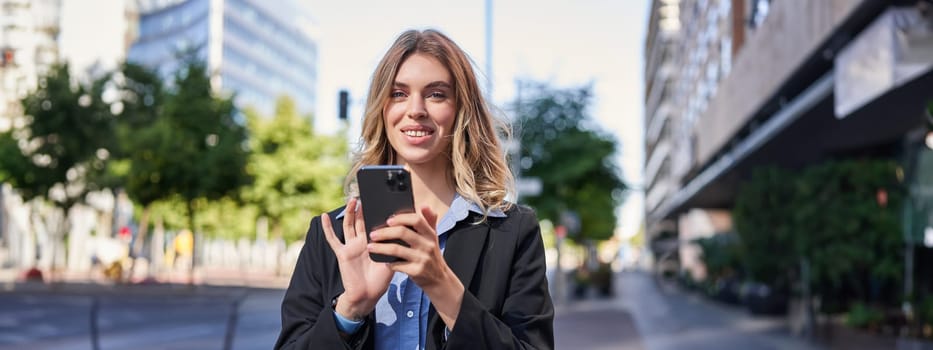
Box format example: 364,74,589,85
275,29,555,350
383,53,457,168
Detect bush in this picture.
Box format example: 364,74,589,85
742,281,789,315
918,296,933,325
734,160,905,310
846,302,885,329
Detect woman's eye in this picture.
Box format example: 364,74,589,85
390,91,406,98
427,92,446,99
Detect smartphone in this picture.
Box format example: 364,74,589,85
357,165,414,262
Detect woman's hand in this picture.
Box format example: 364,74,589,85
321,197,393,321
367,207,465,329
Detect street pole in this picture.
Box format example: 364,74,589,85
801,257,813,339
485,0,493,97
512,80,522,201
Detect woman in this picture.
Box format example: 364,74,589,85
275,29,554,350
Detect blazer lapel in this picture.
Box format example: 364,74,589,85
444,221,490,289
426,218,491,349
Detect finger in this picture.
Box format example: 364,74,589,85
387,211,435,239
368,241,417,263
321,213,342,251
370,226,431,251
343,198,357,240
354,199,366,241
420,206,438,232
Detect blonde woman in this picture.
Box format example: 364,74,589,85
276,29,554,350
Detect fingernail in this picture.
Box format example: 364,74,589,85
369,232,378,240
386,217,394,225
367,243,375,250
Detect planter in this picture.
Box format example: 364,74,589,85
741,282,788,315
711,278,742,305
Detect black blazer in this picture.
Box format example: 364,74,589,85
275,204,554,349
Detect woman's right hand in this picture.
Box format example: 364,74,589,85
321,197,393,321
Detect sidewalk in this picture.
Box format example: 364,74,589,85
618,270,822,350
555,293,644,350
0,265,290,294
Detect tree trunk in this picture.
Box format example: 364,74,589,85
125,205,152,283
50,204,72,286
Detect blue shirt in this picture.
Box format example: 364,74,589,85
333,194,505,350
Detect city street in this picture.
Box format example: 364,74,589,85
0,270,826,350
617,272,819,350
0,285,282,350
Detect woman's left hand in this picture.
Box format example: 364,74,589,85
367,206,464,329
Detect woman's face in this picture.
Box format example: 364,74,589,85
383,53,457,168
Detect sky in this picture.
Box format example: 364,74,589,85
309,0,650,237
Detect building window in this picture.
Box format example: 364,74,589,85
749,0,771,29
718,0,731,19
720,37,732,76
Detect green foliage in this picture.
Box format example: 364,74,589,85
241,96,348,242
733,159,904,307
146,195,189,231
0,131,29,183
0,63,114,211
515,82,626,243
733,166,798,287
845,302,885,329
107,62,167,206
159,58,251,207
694,233,743,281
794,160,904,302
194,197,258,240
918,295,933,325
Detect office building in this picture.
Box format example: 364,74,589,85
643,0,933,277
128,0,318,117
0,0,60,130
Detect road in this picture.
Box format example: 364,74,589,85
0,286,282,350
0,271,822,349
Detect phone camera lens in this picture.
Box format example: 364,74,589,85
397,183,407,191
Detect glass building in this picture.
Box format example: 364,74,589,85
128,0,318,117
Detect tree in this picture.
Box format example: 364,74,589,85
793,160,903,310
515,82,626,243
242,96,349,242
732,166,798,289
0,63,115,277
156,57,251,281
733,160,904,312
99,62,167,279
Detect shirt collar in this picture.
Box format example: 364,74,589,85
334,193,506,221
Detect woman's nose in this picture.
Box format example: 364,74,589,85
406,96,427,119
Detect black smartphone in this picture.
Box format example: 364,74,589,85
357,165,414,262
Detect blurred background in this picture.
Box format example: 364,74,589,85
0,0,932,349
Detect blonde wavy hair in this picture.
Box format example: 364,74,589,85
345,29,514,216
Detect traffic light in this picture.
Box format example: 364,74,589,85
338,90,349,121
